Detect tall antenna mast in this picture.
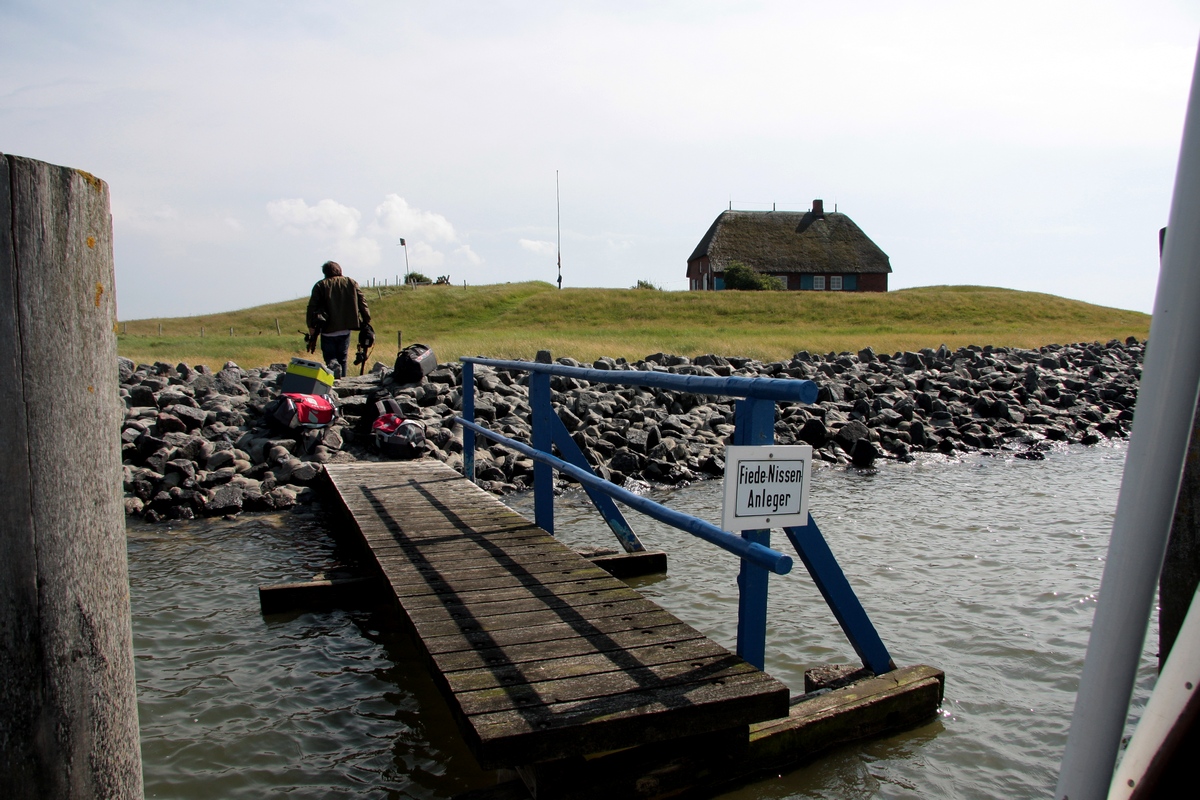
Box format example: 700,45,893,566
556,170,562,290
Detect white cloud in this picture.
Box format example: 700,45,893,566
334,236,382,267
371,194,456,242
267,197,361,238
454,244,483,266
407,240,446,269
519,239,555,255
266,197,381,266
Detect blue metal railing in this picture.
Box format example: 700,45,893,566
455,356,893,675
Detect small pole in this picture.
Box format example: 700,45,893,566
122,322,127,334
556,170,562,290
229,327,233,337
200,326,204,338
398,238,411,289
275,318,280,335
157,323,161,335
397,330,402,351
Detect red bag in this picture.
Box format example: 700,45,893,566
270,393,337,429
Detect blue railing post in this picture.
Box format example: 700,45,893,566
733,397,776,670
529,371,554,534
549,414,644,552
783,515,893,675
462,361,475,483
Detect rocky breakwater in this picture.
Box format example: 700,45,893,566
436,339,1142,493
121,359,335,523
119,338,1143,521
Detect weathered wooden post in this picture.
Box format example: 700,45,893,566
0,154,143,798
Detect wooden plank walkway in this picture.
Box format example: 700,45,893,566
324,460,790,768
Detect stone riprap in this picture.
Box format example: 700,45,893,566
119,339,1142,521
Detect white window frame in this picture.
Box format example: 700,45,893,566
812,275,825,291
830,275,843,291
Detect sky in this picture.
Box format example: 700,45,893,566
2,1,1199,319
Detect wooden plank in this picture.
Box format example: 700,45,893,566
429,624,713,673
455,659,759,716
366,528,550,550
421,611,684,654
401,575,630,610
384,565,613,597
402,586,642,622
745,665,944,770
258,575,383,613
406,597,667,636
374,556,604,582
588,550,668,578
466,674,788,767
505,667,945,800
373,541,583,571
442,637,738,693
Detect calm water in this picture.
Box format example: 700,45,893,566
129,442,1155,799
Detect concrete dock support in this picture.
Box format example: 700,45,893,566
0,154,143,798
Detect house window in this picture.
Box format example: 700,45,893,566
812,275,825,291
830,275,843,291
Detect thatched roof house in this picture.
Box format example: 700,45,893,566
687,200,891,291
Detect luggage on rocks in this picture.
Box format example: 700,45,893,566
281,357,335,396
394,343,436,384
371,398,426,459
265,392,338,431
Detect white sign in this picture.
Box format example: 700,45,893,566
721,445,813,532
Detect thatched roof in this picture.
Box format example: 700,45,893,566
688,209,891,274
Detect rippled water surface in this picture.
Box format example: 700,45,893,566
130,443,1155,799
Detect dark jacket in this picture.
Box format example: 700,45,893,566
307,276,370,332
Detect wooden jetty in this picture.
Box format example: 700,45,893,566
324,460,790,767
323,460,943,797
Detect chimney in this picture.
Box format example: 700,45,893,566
812,199,824,218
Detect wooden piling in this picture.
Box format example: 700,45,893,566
0,154,143,797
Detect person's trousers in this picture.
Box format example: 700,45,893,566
320,333,351,378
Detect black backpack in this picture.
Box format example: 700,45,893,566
394,343,437,384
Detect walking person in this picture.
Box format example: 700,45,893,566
306,260,371,378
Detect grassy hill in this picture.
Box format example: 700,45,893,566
117,281,1152,369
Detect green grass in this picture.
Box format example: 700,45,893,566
117,281,1152,370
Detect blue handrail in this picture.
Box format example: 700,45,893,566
456,416,793,575
457,355,892,675
460,356,819,403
